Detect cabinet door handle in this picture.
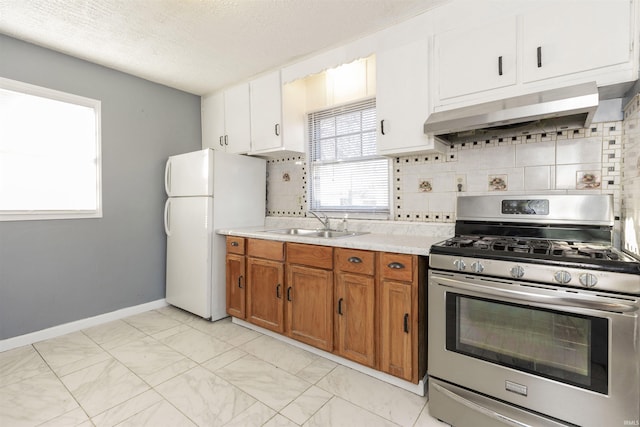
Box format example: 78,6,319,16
219,136,224,147
537,46,542,68
238,275,243,289
403,313,409,333
230,241,239,247
388,262,405,269
347,256,362,264
276,284,281,299
287,286,292,301
338,298,344,315
224,135,228,146
498,56,503,76
380,119,386,135
274,123,280,136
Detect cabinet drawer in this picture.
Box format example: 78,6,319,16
226,236,245,254
379,253,414,282
286,242,333,270
247,239,285,261
335,248,375,276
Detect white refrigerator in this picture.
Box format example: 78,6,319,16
164,148,266,320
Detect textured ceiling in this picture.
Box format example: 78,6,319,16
0,0,447,95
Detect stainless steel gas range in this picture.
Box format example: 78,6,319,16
427,195,640,427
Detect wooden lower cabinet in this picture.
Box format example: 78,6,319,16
377,253,426,384
246,257,284,333
335,271,375,367
226,253,246,318
227,238,426,385
379,279,414,381
286,264,334,351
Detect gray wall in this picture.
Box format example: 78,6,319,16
0,35,201,340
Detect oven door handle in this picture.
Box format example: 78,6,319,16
435,276,639,313
431,382,530,427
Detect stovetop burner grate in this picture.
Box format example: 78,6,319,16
437,235,635,265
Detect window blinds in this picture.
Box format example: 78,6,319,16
308,98,389,213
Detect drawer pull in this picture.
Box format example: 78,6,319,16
403,313,409,333
231,241,239,247
498,55,503,76
348,256,362,264
238,275,243,289
287,286,292,301
276,284,281,299
337,298,344,315
388,262,405,270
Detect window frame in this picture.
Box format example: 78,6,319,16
0,77,102,222
307,97,390,217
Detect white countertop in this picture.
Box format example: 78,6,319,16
217,226,448,256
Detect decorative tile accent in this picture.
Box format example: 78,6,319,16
418,179,432,192
576,170,601,190
488,175,508,191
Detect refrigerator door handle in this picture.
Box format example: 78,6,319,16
164,160,172,195
164,199,171,236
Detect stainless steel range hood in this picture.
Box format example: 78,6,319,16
424,82,599,144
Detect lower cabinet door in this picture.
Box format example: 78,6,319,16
379,279,413,381
226,254,246,318
286,264,333,351
335,272,375,367
246,257,284,333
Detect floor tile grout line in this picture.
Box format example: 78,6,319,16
29,343,94,426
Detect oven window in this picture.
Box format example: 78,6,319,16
446,293,608,394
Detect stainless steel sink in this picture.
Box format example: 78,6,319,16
312,230,368,238
265,228,320,236
265,228,368,239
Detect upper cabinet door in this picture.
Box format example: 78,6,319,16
436,19,517,100
224,83,251,154
522,1,632,83
201,92,225,151
377,38,443,155
250,71,283,153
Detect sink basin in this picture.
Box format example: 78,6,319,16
312,230,368,238
265,228,320,236
265,228,368,239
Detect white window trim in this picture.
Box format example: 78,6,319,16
0,77,102,221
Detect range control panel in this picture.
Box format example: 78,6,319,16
501,199,549,215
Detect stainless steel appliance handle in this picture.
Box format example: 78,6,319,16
431,382,531,427
434,275,638,313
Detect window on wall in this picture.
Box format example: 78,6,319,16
0,77,102,221
308,98,389,214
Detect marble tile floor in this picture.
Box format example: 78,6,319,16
0,306,450,427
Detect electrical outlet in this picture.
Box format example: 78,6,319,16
455,175,466,192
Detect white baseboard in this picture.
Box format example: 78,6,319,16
232,317,427,396
0,299,168,353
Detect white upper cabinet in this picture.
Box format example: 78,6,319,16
377,38,447,155
201,83,251,154
249,70,305,156
249,71,284,154
436,19,517,100
521,1,632,83
432,0,637,109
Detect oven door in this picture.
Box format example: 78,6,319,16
428,270,640,427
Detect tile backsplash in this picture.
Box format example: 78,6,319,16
266,121,623,227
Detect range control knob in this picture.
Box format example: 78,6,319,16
510,265,525,279
579,273,598,288
453,259,466,271
554,270,572,284
471,261,484,273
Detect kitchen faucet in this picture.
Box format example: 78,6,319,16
309,211,331,230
